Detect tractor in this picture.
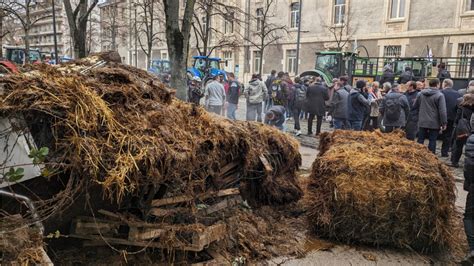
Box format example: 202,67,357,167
187,55,227,84
148,59,171,83
299,51,435,87
3,46,42,65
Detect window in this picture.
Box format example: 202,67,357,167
224,13,234,34
286,49,297,74
390,0,405,19
334,0,346,25
223,51,233,72
290,2,300,29
256,8,264,31
384,45,402,57
253,51,261,74
458,43,474,77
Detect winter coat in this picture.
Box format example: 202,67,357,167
437,69,451,83
269,79,289,106
205,80,226,106
265,105,286,127
414,88,447,129
265,75,276,95
226,80,241,105
379,92,410,127
464,112,474,190
330,88,349,119
292,83,307,110
244,79,268,104
441,87,461,121
379,70,395,85
347,88,370,121
398,70,414,84
368,91,383,117
405,90,419,122
454,93,474,126
306,82,329,116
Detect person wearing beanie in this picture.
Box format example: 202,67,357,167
461,111,474,265
347,80,370,131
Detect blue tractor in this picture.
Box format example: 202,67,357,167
187,56,227,84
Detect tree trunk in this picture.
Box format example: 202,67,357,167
24,27,30,64
0,11,3,58
259,47,264,76
163,0,195,100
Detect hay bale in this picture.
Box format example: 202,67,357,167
306,130,457,252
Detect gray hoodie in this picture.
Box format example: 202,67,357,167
244,79,268,104
414,88,447,129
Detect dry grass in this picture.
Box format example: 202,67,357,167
306,130,458,253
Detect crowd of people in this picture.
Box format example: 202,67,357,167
186,67,474,262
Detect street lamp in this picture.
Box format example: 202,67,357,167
51,0,59,64
295,0,302,75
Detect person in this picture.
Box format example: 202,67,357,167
379,84,410,133
292,76,307,136
205,75,226,115
347,80,370,131
416,80,425,91
440,79,461,157
339,75,352,92
330,77,350,130
188,76,203,105
461,114,474,266
270,71,289,108
437,62,451,83
244,73,268,122
367,82,383,131
264,105,286,130
226,73,241,120
284,73,295,119
327,78,339,128
306,77,329,135
264,70,277,110
450,87,474,168
381,81,392,96
414,78,447,154
459,80,474,97
379,65,395,85
405,81,420,140
398,66,414,84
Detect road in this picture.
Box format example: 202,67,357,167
228,97,468,265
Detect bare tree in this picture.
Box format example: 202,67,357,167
320,8,356,51
63,0,99,59
135,0,163,69
191,0,243,56
100,0,127,52
0,0,51,63
87,9,100,54
242,0,286,75
162,0,196,100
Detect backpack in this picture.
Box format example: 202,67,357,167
295,85,307,104
385,94,403,122
455,110,472,140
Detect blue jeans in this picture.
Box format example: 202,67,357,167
417,127,439,154
246,102,263,122
349,120,363,131
333,118,347,130
227,103,237,120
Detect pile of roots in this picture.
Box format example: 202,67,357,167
0,53,303,262
306,130,457,252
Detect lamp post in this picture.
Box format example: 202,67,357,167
51,0,59,64
295,0,302,75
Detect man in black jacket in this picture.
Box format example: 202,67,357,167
379,65,395,85
398,66,414,84
306,77,329,135
264,70,276,111
441,79,461,157
461,114,474,265
405,81,419,140
451,89,474,167
437,62,451,83
226,73,241,120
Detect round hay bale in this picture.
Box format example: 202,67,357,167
306,130,457,252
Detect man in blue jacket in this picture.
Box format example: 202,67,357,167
347,80,370,131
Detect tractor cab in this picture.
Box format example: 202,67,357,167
3,46,42,65
187,56,227,83
300,51,357,86
149,59,171,75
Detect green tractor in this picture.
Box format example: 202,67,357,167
299,51,434,86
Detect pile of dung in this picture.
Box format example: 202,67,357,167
306,130,457,252
0,53,302,262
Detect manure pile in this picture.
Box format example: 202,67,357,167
306,130,457,252
0,53,302,263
